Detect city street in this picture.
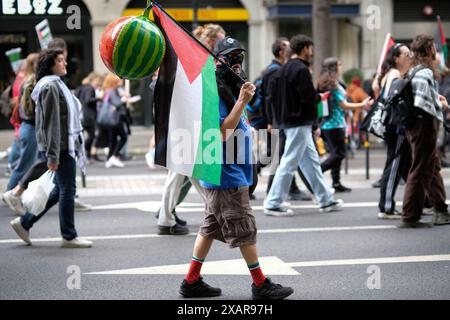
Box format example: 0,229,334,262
1,146,450,300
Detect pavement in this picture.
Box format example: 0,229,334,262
1,141,450,302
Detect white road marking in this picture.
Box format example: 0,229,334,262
85,256,299,276
287,254,450,267
0,225,397,244
84,254,450,276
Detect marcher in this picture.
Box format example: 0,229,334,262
257,37,312,201
400,34,450,228
10,48,92,248
317,57,373,192
179,37,294,300
156,24,226,235
264,35,343,216
375,43,413,219
4,53,39,192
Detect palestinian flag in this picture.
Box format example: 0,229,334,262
435,16,448,71
317,92,331,118
152,4,222,185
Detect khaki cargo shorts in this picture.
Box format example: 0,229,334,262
199,186,257,248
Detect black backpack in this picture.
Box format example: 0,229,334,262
384,66,429,128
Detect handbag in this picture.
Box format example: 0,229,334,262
97,92,120,126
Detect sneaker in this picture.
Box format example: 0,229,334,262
179,277,222,298
173,212,187,226
105,159,113,168
252,277,294,300
74,198,92,212
423,206,434,215
145,149,156,169
158,223,190,235
433,211,450,225
319,199,343,213
372,179,382,188
378,210,402,220
398,220,433,228
10,217,31,245
61,238,93,248
109,156,125,168
332,183,352,193
288,190,312,201
3,190,26,216
264,207,294,217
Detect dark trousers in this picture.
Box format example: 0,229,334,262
378,130,411,213
402,114,448,222
320,128,346,185
21,151,78,240
84,125,96,159
108,122,128,159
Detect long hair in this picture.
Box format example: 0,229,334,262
36,48,64,81
22,53,39,78
318,57,339,91
411,34,439,78
378,43,407,87
194,24,226,50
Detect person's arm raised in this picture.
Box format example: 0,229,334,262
220,82,255,140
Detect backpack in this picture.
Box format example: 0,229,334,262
246,63,279,129
384,66,429,129
21,75,37,118
0,85,14,118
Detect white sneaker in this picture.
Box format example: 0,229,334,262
109,156,125,168
74,199,92,212
61,238,93,248
105,159,112,168
264,207,294,217
10,217,31,245
378,211,402,220
319,199,344,213
3,190,26,216
145,149,155,169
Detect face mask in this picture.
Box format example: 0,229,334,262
222,52,244,67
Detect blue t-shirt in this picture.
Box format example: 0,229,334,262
200,98,253,190
321,84,346,130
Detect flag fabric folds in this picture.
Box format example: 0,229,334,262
317,91,331,119
435,16,448,71
152,4,222,185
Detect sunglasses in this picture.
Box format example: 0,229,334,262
223,52,245,65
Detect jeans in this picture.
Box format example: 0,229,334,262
21,150,78,240
8,138,20,169
264,125,333,209
7,123,38,190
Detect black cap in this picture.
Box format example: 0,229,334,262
214,37,245,55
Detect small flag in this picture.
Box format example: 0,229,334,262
152,4,222,185
377,33,395,75
435,16,448,71
35,19,53,49
317,91,331,118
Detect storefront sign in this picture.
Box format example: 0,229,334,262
1,0,63,15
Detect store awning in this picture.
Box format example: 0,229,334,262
123,8,249,22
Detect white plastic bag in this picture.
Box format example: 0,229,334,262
22,170,55,215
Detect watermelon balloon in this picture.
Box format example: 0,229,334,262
100,15,165,80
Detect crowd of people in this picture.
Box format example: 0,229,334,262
1,22,450,300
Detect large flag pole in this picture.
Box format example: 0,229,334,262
376,33,392,75
148,0,246,84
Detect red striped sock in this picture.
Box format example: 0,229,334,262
185,256,204,284
248,262,266,287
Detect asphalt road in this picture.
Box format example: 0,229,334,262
1,150,450,301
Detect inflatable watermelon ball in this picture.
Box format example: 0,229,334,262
100,15,165,80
